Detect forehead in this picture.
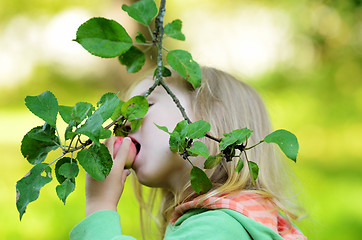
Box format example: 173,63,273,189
130,77,186,99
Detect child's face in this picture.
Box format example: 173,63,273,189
128,78,194,191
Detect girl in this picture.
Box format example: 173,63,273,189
70,67,306,240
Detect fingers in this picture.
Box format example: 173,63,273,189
102,135,132,181
122,170,131,183
104,135,131,166
114,137,132,169
104,135,116,154
85,136,132,217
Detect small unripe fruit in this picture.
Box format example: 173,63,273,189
113,137,137,169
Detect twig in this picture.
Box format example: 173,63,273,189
66,135,76,153
205,133,221,143
48,153,65,167
244,140,264,150
185,156,194,167
147,26,154,42
55,126,64,150
243,151,255,186
143,80,159,98
159,79,192,123
105,115,124,130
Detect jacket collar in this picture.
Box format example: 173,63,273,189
170,191,306,240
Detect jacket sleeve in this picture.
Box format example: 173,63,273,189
69,211,136,240
70,209,287,240
164,209,253,240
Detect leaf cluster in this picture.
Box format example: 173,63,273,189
17,89,149,219
74,0,201,88
157,120,299,193
156,120,212,194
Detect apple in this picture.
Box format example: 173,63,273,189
113,137,137,169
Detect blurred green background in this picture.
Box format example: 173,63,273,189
1,0,361,239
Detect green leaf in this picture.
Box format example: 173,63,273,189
204,155,223,169
122,0,158,26
77,144,113,181
167,50,202,89
55,157,77,184
121,95,149,121
187,120,211,139
173,120,188,139
169,131,182,152
248,161,259,180
27,123,57,143
135,32,146,43
164,19,185,41
25,91,58,128
59,102,94,125
110,100,125,121
58,106,72,123
21,126,59,165
96,92,120,122
168,120,188,153
65,120,77,140
119,46,146,73
190,166,212,194
58,162,79,179
131,119,143,132
16,163,52,220
187,141,209,158
235,157,244,173
153,66,172,78
156,121,192,154
56,179,75,204
263,129,299,162
220,128,253,151
75,17,133,58
75,112,106,145
100,127,112,139
154,123,170,134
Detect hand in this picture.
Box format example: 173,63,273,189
85,135,132,217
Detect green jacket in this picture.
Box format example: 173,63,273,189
70,209,301,240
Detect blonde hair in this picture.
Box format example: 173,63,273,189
131,66,303,240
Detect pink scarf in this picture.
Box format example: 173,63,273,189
170,192,306,240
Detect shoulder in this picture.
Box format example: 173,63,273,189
165,208,284,240
165,209,252,240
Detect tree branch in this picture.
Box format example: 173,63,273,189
151,0,221,142
154,0,166,86
159,79,192,123
65,0,220,156
143,80,159,97
244,140,264,150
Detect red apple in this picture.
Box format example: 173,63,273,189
113,137,137,169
